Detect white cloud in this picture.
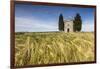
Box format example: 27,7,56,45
15,17,58,32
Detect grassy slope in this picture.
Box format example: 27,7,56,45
15,32,94,66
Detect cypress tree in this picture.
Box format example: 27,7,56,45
58,14,64,31
73,13,82,32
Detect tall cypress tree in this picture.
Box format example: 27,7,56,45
58,14,64,31
73,13,82,32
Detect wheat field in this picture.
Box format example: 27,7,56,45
15,32,94,66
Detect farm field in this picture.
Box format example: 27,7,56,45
15,32,94,66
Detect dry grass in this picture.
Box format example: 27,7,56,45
15,32,94,66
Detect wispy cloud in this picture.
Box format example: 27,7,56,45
15,17,58,32
82,20,94,32
15,17,94,32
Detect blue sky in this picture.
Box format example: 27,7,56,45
15,3,95,32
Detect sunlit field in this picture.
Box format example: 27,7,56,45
15,32,94,66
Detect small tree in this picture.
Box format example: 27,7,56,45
73,13,82,32
58,14,64,31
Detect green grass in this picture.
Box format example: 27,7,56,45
15,32,94,66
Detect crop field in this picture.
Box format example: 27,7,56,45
15,32,94,66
